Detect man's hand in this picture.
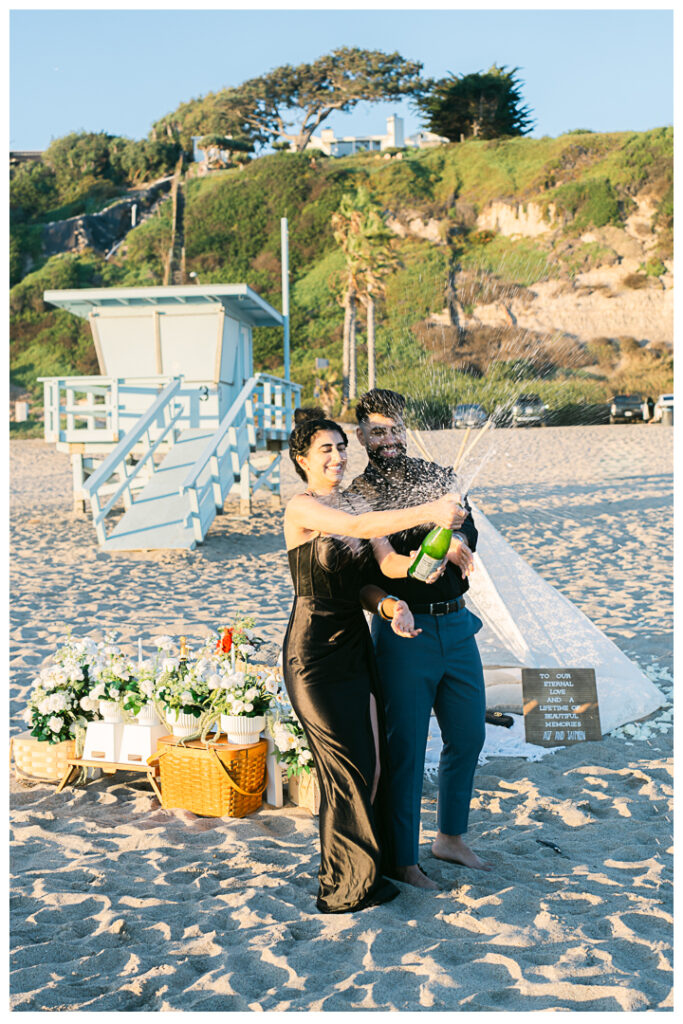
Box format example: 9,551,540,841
391,600,422,638
448,536,474,578
409,550,447,584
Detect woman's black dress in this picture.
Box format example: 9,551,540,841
283,535,399,913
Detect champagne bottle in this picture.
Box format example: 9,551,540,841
408,526,452,582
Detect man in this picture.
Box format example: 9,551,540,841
345,388,490,889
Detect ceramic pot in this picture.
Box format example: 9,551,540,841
99,700,124,724
135,702,160,726
166,708,200,738
220,713,265,745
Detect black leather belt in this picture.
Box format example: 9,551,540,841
412,596,466,616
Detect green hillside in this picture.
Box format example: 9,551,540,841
10,127,673,428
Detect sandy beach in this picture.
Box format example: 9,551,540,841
10,424,673,1012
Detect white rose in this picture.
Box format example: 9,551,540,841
22,708,33,724
180,691,194,704
244,687,258,702
140,679,155,698
237,644,256,659
231,699,246,714
298,750,312,765
263,675,279,695
48,716,63,733
162,658,179,673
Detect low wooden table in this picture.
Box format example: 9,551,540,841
55,758,163,801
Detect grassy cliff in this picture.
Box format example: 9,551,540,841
10,128,673,426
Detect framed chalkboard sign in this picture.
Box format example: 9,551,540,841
522,668,601,747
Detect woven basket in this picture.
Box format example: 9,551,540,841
10,731,76,783
148,736,268,817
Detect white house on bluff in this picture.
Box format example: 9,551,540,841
300,116,447,157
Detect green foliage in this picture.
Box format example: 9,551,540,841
10,162,59,218
460,235,551,286
9,127,673,419
153,47,426,153
549,177,622,230
10,418,44,439
417,65,534,142
644,257,667,277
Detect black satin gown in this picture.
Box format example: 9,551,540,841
283,535,399,913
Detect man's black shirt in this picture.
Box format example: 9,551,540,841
345,456,478,604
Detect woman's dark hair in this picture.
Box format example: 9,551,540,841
288,412,348,482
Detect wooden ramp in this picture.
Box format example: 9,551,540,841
102,429,214,551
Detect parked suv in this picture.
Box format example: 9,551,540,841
452,403,488,429
652,393,674,422
609,394,643,423
510,394,547,427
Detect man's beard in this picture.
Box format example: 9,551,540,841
367,441,409,475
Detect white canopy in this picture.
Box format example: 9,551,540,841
465,501,665,735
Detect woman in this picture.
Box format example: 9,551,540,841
282,415,463,913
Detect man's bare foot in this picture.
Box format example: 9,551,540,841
394,864,440,890
431,833,493,872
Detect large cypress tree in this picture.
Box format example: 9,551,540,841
417,65,534,142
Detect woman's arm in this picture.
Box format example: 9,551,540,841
286,491,465,540
370,537,413,578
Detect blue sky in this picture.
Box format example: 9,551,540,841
10,8,673,151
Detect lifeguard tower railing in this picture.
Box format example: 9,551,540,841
40,372,300,550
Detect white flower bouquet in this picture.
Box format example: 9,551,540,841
88,636,137,711
23,632,100,744
270,710,314,778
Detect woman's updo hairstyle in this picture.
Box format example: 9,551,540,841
288,409,348,482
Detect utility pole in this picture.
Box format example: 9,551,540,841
281,218,292,428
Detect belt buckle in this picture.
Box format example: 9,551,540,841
429,602,437,615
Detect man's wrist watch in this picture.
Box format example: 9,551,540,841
377,595,399,621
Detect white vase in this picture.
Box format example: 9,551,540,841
99,700,124,724
220,713,265,745
166,708,200,738
135,702,160,726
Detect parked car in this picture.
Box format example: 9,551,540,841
652,393,674,422
609,394,643,423
451,403,488,429
510,394,548,427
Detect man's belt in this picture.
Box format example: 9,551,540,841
412,596,466,616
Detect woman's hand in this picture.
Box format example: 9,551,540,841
391,599,422,638
428,493,467,530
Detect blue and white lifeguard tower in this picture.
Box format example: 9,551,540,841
41,251,300,551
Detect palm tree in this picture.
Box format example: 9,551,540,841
351,188,400,391
331,195,364,406
332,187,400,399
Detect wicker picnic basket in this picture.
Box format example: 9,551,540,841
148,735,268,817
10,731,76,783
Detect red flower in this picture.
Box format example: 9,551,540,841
216,628,233,654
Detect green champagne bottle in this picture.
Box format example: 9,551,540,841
408,526,452,581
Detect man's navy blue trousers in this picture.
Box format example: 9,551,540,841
371,606,486,867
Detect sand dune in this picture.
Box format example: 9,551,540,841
10,425,672,1011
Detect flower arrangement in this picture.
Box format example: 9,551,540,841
215,614,264,665
211,667,280,718
23,633,100,744
152,637,212,720
121,659,158,717
270,710,314,777
88,636,137,710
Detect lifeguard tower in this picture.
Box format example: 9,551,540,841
40,275,300,551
